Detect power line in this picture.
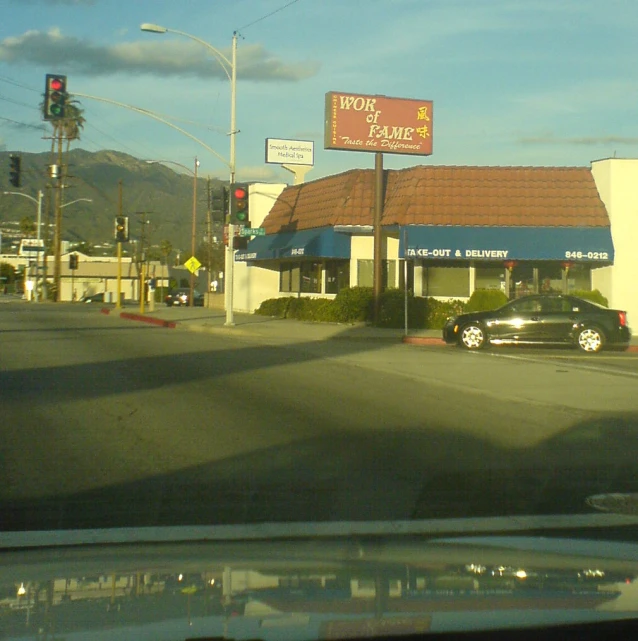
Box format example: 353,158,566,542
0,115,47,131
0,94,39,110
0,74,39,93
238,0,304,31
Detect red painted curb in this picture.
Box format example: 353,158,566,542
119,312,176,328
100,307,111,315
402,336,445,346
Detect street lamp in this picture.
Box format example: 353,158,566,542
140,24,236,183
60,198,93,209
140,22,238,324
146,158,200,306
3,190,43,301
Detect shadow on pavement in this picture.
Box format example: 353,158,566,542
3,412,638,533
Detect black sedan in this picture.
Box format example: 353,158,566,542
165,288,205,307
443,294,631,353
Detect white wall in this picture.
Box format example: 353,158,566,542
231,183,288,312
591,159,638,327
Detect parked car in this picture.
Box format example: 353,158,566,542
165,288,205,307
80,292,105,304
443,294,631,353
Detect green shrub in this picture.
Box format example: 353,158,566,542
376,289,409,328
255,297,294,317
571,289,608,307
465,288,508,312
333,287,374,323
424,298,467,329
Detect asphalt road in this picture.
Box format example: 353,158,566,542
2,302,638,532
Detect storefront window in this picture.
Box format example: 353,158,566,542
567,264,591,292
475,263,505,293
300,262,322,293
358,260,374,288
538,263,563,293
422,262,470,297
280,263,301,293
326,260,350,294
384,260,397,289
511,264,535,298
358,260,396,290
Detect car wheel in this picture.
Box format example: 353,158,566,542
459,323,486,350
577,327,604,353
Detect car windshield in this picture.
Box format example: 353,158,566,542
2,1,638,638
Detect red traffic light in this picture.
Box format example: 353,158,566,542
50,77,64,91
233,187,247,200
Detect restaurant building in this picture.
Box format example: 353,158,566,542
233,158,638,325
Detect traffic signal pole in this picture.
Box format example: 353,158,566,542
225,32,238,327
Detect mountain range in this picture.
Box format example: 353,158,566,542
1,149,227,253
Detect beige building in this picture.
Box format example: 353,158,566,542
18,252,166,302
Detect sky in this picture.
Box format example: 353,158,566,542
1,0,638,183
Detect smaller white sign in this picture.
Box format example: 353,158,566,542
265,138,314,166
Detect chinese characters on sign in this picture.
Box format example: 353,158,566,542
324,92,433,156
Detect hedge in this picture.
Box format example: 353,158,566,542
571,289,609,307
465,288,508,312
255,288,468,329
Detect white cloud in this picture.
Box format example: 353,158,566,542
0,28,321,82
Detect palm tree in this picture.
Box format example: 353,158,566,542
41,96,85,154
61,101,85,153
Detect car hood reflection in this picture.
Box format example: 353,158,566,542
2,520,638,640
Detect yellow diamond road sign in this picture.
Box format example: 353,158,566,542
184,256,201,273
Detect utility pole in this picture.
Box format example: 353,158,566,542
189,157,199,306
137,212,149,314
53,127,64,301
207,178,212,303
42,184,52,301
116,180,123,308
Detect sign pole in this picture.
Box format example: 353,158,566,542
373,152,384,324
404,227,409,337
225,224,235,326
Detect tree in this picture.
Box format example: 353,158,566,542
70,241,94,256
0,262,15,286
61,102,86,153
20,217,37,238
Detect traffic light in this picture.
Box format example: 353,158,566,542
9,155,21,188
114,216,129,242
222,186,229,219
43,74,68,120
69,254,79,270
229,183,249,225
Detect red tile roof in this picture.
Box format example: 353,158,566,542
262,165,610,234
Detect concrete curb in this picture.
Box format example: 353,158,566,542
100,308,176,328
402,336,446,346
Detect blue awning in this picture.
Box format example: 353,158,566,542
399,226,614,263
235,227,351,262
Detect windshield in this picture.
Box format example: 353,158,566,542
2,0,638,638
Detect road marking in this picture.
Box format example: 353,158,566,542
481,350,638,378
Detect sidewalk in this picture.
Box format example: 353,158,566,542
101,304,638,351
100,304,443,344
